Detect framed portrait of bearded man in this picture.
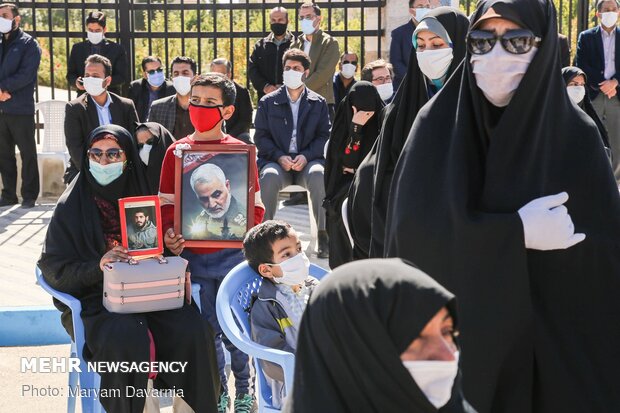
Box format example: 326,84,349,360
174,144,256,248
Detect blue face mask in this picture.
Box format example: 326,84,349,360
89,159,124,186
147,71,165,88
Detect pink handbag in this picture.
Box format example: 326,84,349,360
103,256,190,314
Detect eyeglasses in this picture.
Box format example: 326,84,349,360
372,75,392,84
146,68,163,75
87,148,125,162
467,29,542,55
342,60,358,65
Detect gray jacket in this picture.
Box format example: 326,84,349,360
250,276,319,406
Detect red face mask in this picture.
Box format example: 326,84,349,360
189,103,224,133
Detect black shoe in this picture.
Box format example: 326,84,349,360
283,192,308,206
0,197,18,207
21,199,36,208
317,230,329,259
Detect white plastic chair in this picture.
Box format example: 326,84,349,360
36,100,69,196
280,185,318,251
341,198,354,248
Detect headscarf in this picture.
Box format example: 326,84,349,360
385,1,620,412
561,66,611,149
135,122,176,195
284,258,474,413
325,81,385,211
348,7,470,259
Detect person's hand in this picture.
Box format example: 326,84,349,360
164,228,185,255
75,78,85,91
100,246,130,271
517,192,586,251
291,154,308,171
599,79,618,98
0,91,11,101
351,106,375,126
263,84,278,95
278,155,295,171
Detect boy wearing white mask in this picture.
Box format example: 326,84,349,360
64,54,138,184
67,11,128,96
291,2,340,119
361,59,395,102
148,56,196,141
244,220,320,409
575,0,620,183
128,56,175,122
333,51,359,105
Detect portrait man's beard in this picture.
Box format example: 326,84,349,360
206,193,232,219
135,219,148,230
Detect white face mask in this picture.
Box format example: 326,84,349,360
470,45,537,107
567,85,586,104
87,31,104,45
139,143,152,165
376,82,394,101
601,11,618,28
403,352,459,409
301,18,316,36
341,63,356,79
83,77,107,97
270,252,310,286
413,8,431,22
173,76,192,96
0,16,13,34
283,70,305,90
417,47,454,80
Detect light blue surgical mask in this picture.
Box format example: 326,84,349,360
147,71,165,88
89,159,124,186
301,19,316,36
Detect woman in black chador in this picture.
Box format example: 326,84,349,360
385,1,620,412
324,81,384,268
347,7,469,259
38,125,219,412
134,121,176,195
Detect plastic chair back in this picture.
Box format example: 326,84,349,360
36,100,68,153
36,266,103,413
216,261,328,412
341,198,354,247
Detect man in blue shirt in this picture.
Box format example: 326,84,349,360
0,3,41,208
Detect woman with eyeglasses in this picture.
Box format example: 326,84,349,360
385,0,620,412
348,7,469,260
38,125,220,413
134,122,176,195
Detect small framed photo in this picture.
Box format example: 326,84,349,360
119,195,163,257
174,144,257,248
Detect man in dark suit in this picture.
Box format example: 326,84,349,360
128,55,175,122
575,0,620,182
148,56,196,141
248,7,293,101
64,54,138,184
389,0,438,92
254,49,330,258
210,58,253,143
66,11,128,96
333,51,358,105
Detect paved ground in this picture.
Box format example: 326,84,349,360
0,194,328,412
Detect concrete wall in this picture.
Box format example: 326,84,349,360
0,151,66,199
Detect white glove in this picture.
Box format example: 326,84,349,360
517,192,586,250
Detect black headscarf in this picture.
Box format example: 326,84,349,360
561,66,611,149
385,1,620,412
348,7,470,259
284,258,475,413
135,122,176,195
40,124,149,294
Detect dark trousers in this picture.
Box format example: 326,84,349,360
81,299,220,413
0,114,39,202
183,248,252,395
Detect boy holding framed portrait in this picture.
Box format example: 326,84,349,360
158,73,265,412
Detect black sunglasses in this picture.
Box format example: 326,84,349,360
342,60,358,65
467,29,542,55
146,68,163,75
87,148,125,162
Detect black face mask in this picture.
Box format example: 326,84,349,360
271,23,288,37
